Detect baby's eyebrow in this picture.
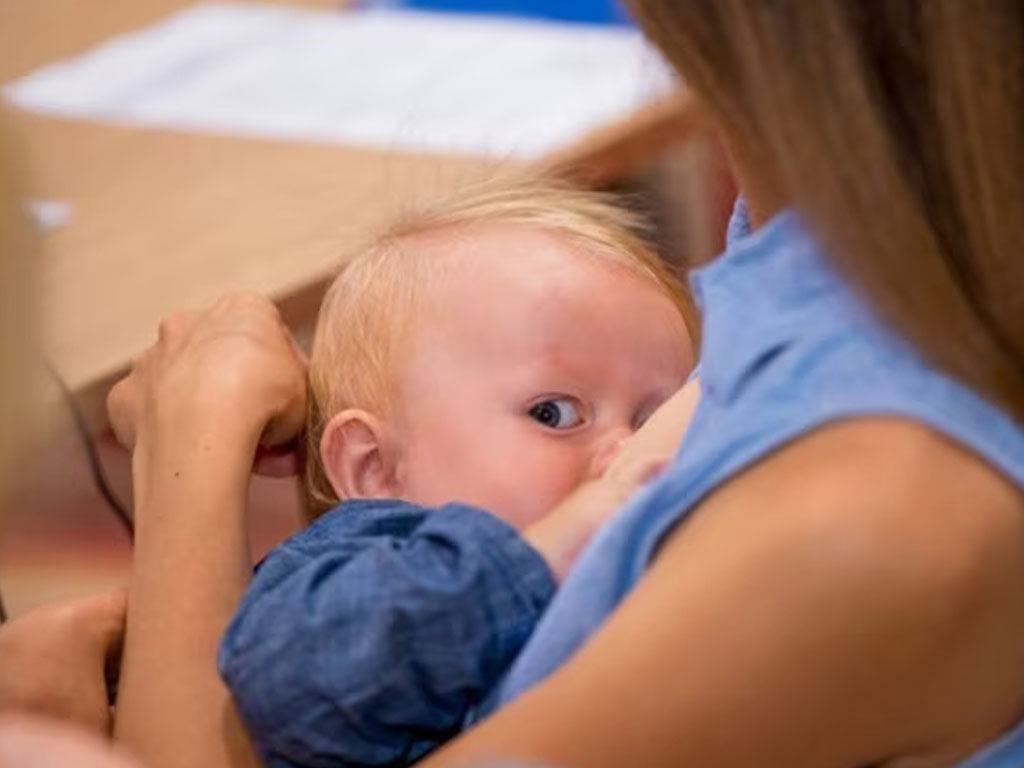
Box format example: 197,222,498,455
526,353,594,384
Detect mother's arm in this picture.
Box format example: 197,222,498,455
112,411,262,768
422,420,1020,768
108,295,306,768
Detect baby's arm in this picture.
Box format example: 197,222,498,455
219,499,555,768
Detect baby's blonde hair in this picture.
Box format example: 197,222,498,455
304,179,698,519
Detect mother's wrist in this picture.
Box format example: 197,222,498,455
130,415,259,521
136,394,267,457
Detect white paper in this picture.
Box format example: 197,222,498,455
4,1,673,158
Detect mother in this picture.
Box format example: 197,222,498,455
109,2,1024,767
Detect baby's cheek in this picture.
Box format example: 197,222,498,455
403,427,587,529
488,451,587,530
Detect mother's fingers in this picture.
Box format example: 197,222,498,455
106,372,140,451
60,589,128,654
259,375,307,449
156,309,200,346
201,292,308,447
107,293,308,458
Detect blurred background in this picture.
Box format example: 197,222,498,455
0,0,734,617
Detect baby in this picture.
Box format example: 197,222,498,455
219,181,697,768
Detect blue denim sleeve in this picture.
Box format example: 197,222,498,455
218,499,556,768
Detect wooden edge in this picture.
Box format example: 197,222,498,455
535,88,700,188
65,274,335,437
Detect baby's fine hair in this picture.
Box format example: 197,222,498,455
304,178,698,519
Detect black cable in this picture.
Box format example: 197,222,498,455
43,361,133,539
0,364,133,625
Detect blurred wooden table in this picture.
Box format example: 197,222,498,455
0,0,697,430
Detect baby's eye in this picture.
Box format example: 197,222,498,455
528,398,584,430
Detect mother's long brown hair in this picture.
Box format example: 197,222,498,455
629,1,1024,422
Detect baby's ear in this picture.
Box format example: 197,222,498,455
320,410,400,500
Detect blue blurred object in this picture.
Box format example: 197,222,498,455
362,0,633,26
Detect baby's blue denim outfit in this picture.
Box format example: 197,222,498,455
485,199,1024,768
219,499,555,767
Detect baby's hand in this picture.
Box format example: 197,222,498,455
605,378,701,483
526,379,701,580
524,457,665,582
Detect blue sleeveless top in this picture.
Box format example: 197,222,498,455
485,199,1024,768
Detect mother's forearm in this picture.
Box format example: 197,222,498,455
114,426,262,768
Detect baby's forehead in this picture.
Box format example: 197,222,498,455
395,220,640,290
402,225,677,340
399,219,570,259
390,223,682,346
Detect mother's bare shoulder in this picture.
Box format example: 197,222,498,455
667,416,1024,766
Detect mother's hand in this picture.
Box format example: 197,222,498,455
107,293,307,483
0,590,126,735
105,293,305,768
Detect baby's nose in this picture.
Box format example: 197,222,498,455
587,427,633,480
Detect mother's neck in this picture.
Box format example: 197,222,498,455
719,131,785,232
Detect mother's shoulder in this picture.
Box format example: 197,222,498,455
644,417,1024,768
678,416,1024,598
772,416,1022,524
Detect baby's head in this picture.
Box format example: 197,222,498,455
306,181,697,528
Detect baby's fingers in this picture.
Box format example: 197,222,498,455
601,453,670,506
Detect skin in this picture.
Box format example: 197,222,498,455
0,590,126,734
0,716,140,768
322,224,693,531
108,294,305,768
